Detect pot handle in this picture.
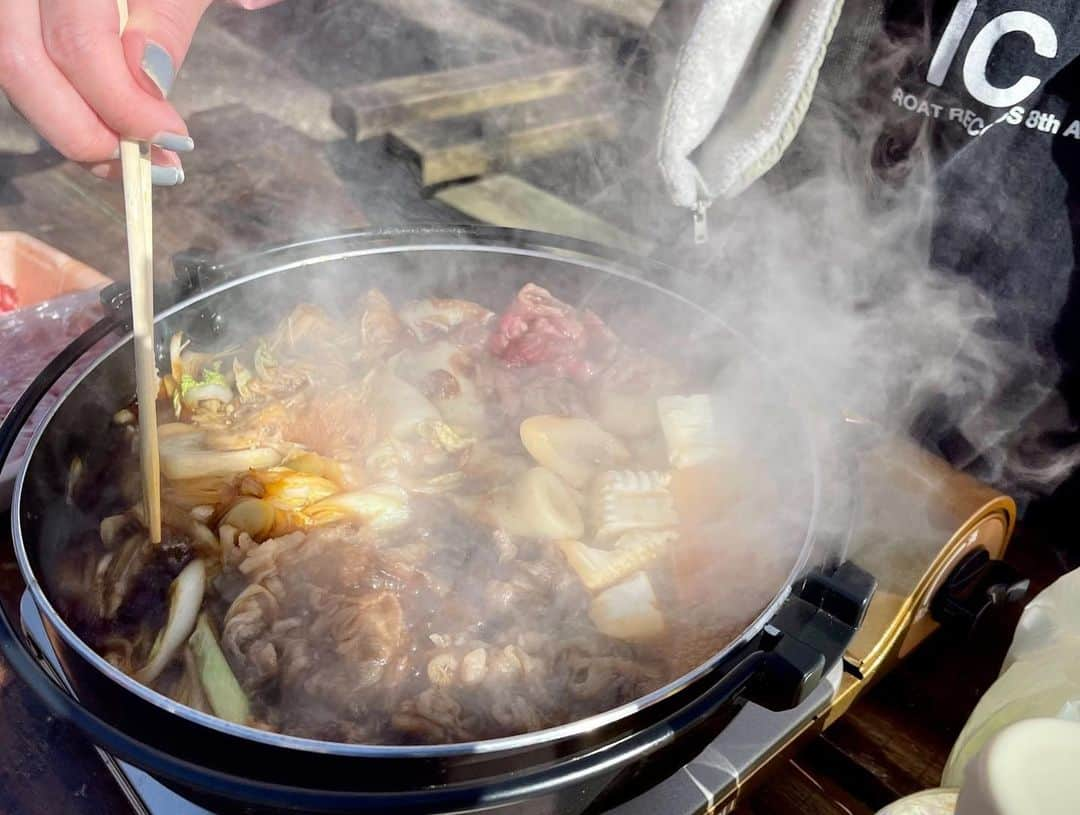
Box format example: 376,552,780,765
743,561,876,711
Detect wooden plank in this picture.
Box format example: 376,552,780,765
0,97,42,155
568,0,663,28
436,173,652,253
149,106,367,266
463,0,653,45
0,106,367,282
388,92,618,186
333,52,602,141
212,0,471,90
172,19,344,142
363,0,531,52
0,162,128,279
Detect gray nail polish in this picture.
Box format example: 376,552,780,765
151,132,194,152
141,42,175,98
151,165,184,187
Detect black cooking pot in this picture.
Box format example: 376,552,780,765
0,227,873,814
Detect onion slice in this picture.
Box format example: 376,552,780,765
134,559,206,684
159,427,282,480
305,484,411,530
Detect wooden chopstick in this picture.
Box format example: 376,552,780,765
117,0,162,544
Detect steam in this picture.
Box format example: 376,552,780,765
132,1,1079,682
649,18,1071,520
178,2,1079,555
171,2,1080,540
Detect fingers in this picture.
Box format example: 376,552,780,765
121,0,215,99
0,0,118,163
40,0,189,142
85,145,184,183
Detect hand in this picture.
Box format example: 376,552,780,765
0,0,218,185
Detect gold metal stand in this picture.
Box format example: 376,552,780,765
824,438,1016,725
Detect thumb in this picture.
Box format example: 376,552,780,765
120,0,214,99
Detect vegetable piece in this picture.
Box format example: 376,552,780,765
519,415,630,489
394,341,488,432
417,420,473,454
557,529,676,592
588,387,659,438
188,613,251,724
99,514,136,549
159,422,202,439
592,470,678,545
489,467,584,540
247,468,339,512
286,452,354,488
588,572,666,640
370,370,441,440
180,367,233,408
305,484,411,530
95,532,153,619
220,498,281,541
253,341,276,380
357,288,403,362
169,332,190,383
398,298,493,343
190,505,215,523
163,474,236,511
669,463,737,525
412,471,467,494
134,559,206,684
162,447,283,481
232,359,254,402
173,647,211,714
656,394,721,468
151,504,219,556
158,427,282,481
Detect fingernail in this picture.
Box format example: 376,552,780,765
89,163,113,179
141,42,175,98
151,165,184,186
151,132,194,152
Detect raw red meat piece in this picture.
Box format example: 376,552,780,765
488,284,616,382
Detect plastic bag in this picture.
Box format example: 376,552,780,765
0,288,111,501
940,565,1080,787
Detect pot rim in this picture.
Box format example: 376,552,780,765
12,233,822,759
